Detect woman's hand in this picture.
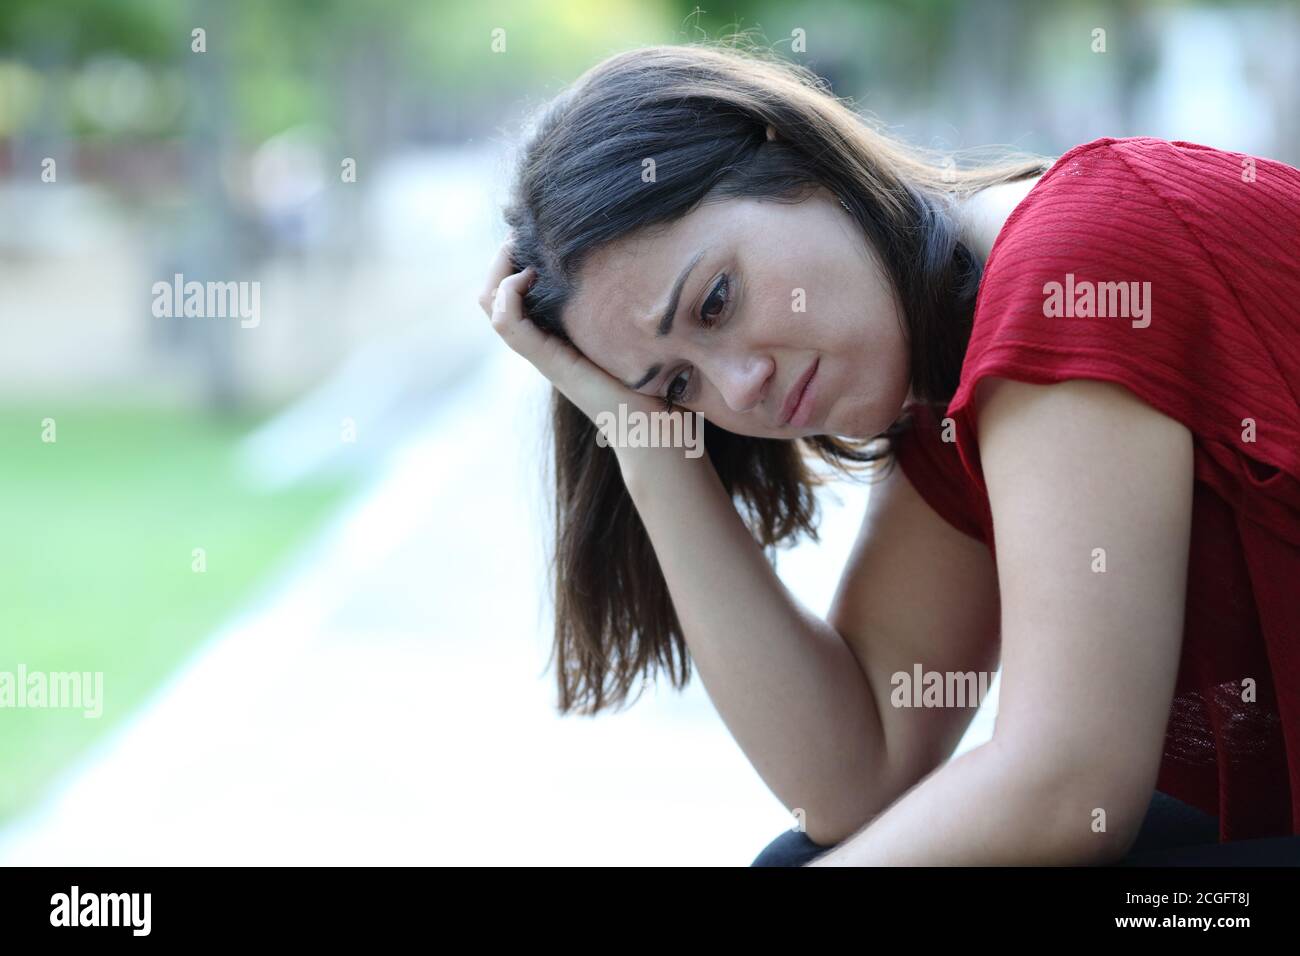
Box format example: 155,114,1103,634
477,237,680,430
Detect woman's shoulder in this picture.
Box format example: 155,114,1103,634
964,134,1300,385
946,135,1300,496
986,135,1300,269
960,136,1214,386
985,137,1188,260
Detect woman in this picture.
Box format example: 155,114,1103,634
478,41,1300,865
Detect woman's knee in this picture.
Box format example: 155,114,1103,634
750,828,838,867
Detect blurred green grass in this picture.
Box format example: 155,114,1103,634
0,404,354,824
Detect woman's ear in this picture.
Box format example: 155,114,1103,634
765,124,778,142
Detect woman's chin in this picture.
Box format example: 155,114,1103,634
818,407,872,441
827,408,901,442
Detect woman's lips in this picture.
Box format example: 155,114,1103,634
780,357,820,428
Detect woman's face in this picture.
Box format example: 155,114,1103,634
562,186,913,441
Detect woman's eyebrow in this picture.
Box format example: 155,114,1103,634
623,248,706,391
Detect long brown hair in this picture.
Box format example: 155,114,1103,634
502,39,1047,715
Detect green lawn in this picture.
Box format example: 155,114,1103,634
0,403,355,824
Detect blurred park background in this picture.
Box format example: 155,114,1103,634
0,0,1297,864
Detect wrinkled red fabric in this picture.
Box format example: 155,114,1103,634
892,136,1300,840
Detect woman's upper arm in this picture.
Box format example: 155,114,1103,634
976,376,1194,854
826,446,1002,799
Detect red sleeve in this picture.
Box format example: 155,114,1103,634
945,136,1300,513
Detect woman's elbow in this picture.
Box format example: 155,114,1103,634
1044,770,1153,865
998,736,1153,865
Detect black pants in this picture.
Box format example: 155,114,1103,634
750,790,1300,865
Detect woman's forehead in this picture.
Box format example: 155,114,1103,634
565,219,699,349
566,198,750,322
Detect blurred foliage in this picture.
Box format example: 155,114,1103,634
0,0,183,62
0,0,1267,144
0,0,676,141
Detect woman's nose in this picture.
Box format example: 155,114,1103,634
710,354,774,414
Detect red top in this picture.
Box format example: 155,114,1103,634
893,136,1300,840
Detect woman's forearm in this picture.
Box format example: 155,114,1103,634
804,736,1130,866
618,445,894,844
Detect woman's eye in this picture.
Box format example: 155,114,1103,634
700,274,729,326
666,369,691,406
662,274,727,408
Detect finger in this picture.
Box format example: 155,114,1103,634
490,267,540,339
478,237,519,316
490,267,586,381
